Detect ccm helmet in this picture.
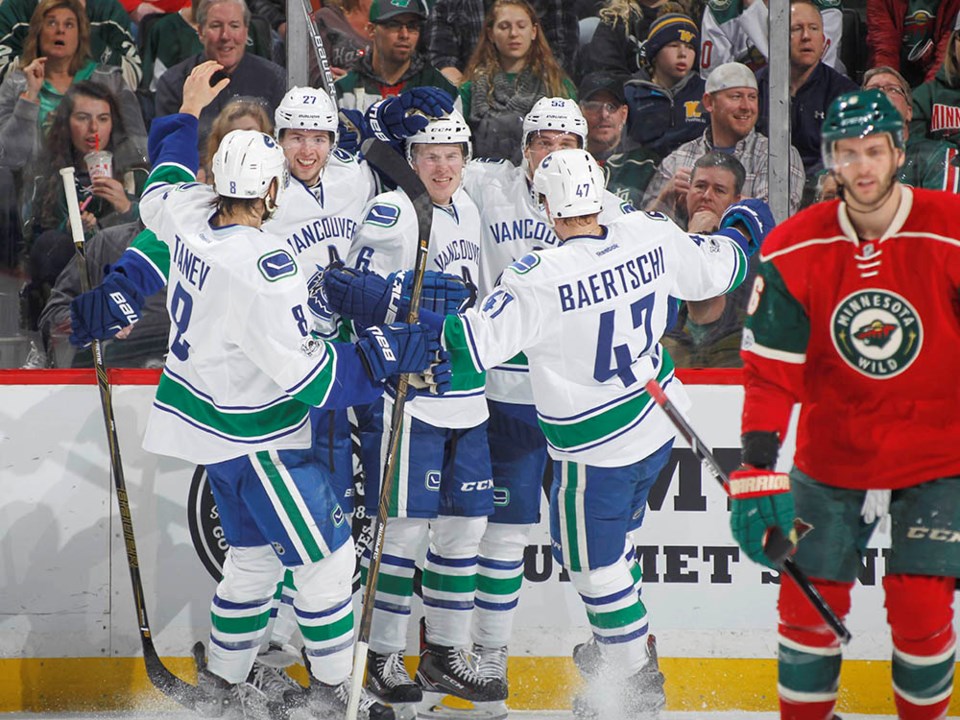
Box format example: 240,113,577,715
213,129,288,205
405,109,473,163
522,97,588,149
532,148,604,226
821,89,905,170
275,86,340,147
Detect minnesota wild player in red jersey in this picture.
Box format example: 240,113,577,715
730,88,960,720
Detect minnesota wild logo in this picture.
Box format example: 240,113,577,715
831,289,922,378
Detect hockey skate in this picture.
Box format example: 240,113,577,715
572,635,665,720
300,676,395,720
366,649,421,720
247,651,307,719
572,636,602,678
415,621,509,720
193,641,272,720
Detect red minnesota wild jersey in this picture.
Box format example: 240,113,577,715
741,186,960,489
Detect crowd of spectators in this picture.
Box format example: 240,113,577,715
0,0,955,373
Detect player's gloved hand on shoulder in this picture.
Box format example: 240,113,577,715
337,108,368,155
720,198,775,255
324,263,473,327
356,322,438,383
69,268,144,346
728,430,796,569
365,87,455,143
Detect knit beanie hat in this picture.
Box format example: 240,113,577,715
639,13,700,64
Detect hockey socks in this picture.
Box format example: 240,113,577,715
886,574,956,720
474,522,531,648
423,515,486,647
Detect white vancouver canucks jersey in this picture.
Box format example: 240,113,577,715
274,150,377,339
348,185,487,428
443,212,750,466
139,168,354,464
462,159,636,404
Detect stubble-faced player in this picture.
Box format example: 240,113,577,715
346,111,507,712
729,89,960,720
324,149,772,717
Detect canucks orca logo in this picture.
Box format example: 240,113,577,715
365,203,400,228
831,289,922,378
306,264,331,320
258,250,297,281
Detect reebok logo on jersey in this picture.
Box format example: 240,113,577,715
258,250,298,281
365,203,400,228
831,289,922,378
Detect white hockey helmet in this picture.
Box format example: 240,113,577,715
532,149,604,226
213,129,288,201
405,110,473,164
274,86,340,147
522,97,588,149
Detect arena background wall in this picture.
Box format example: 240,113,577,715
0,370,947,715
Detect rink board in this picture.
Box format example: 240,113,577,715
0,369,953,715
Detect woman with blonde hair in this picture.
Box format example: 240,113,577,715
460,0,575,163
909,25,960,150
200,97,273,183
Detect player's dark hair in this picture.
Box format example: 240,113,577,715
692,151,746,195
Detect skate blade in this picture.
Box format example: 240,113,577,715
390,703,418,720
417,692,508,720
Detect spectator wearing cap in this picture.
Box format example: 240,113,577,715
580,71,659,206
337,0,456,113
642,61,804,223
862,66,960,192
425,0,579,86
461,0,575,163
623,11,707,160
154,0,285,150
756,0,856,177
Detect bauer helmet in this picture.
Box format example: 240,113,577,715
821,89,905,170
213,129,288,203
405,109,472,163
532,149,604,226
522,97,588,149
275,86,339,147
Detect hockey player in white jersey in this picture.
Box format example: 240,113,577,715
344,111,507,713
323,149,775,717
136,64,450,720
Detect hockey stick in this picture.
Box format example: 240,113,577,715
346,138,435,720
59,168,204,707
643,378,852,645
300,0,338,111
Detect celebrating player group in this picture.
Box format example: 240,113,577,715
68,56,960,720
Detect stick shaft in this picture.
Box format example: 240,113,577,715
643,378,852,644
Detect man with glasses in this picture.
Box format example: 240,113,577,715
337,0,457,113
579,71,658,208
863,66,960,191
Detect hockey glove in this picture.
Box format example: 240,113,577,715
728,430,795,569
365,87,455,143
720,198,776,255
337,108,368,155
388,345,452,399
356,322,438,383
69,269,144,346
324,264,474,327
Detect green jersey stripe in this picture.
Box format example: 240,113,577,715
443,316,487,391
538,353,675,451
255,452,325,561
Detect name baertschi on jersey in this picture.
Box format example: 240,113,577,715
173,234,212,290
557,246,666,311
284,216,359,256
489,218,558,247
433,238,481,272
